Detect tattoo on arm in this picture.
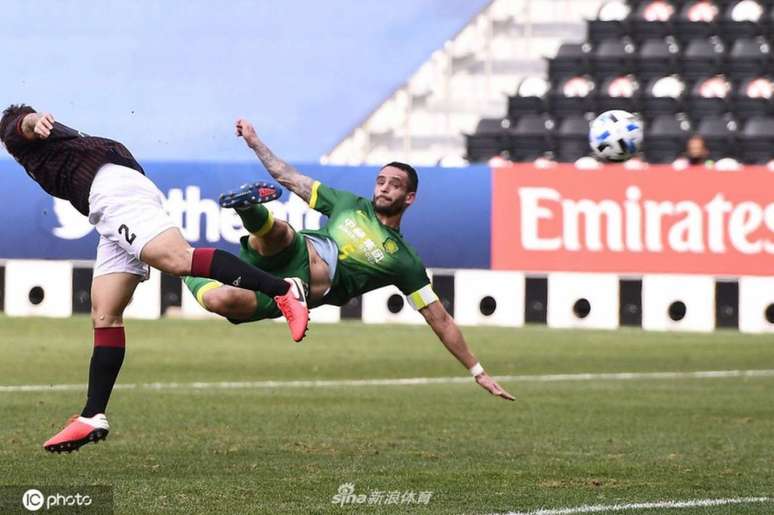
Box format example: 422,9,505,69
249,138,315,202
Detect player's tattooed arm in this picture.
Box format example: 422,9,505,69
19,112,55,140
235,118,315,202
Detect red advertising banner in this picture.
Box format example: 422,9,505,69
492,164,774,276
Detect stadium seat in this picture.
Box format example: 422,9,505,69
508,77,549,119
548,43,593,81
687,75,732,122
637,37,681,80
643,113,692,162
587,1,631,44
592,38,637,80
732,75,774,120
673,0,721,43
641,75,687,119
681,37,726,80
548,76,596,118
554,114,591,162
465,118,511,163
737,115,774,163
596,74,641,113
509,114,555,161
695,115,739,159
726,37,771,78
719,0,767,41
630,0,676,42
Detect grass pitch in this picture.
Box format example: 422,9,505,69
1,316,773,514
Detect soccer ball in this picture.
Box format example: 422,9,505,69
589,110,644,162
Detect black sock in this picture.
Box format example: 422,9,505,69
191,248,290,297
81,328,126,418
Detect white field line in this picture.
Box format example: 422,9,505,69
499,496,772,515
1,369,773,393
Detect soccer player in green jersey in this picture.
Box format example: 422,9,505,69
183,118,514,401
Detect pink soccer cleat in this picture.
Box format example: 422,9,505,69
274,277,309,342
43,413,110,453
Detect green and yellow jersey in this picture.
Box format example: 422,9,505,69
300,181,438,311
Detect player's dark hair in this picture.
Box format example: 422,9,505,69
382,161,418,193
0,104,36,145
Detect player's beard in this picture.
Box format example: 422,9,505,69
372,195,406,216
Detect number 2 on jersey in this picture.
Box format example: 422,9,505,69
118,224,137,245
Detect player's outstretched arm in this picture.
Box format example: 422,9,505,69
19,112,55,140
235,118,315,202
420,301,515,401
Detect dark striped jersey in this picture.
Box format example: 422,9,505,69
2,110,145,216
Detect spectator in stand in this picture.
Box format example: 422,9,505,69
683,134,710,166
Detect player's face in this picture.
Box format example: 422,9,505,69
372,167,415,216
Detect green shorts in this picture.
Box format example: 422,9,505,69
236,231,310,322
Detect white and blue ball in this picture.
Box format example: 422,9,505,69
589,110,643,162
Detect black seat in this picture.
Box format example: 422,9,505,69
732,76,774,120
597,75,641,113
549,43,593,82
465,118,511,163
587,1,631,44
510,114,555,161
673,1,721,44
687,75,732,123
726,37,771,79
738,116,774,163
642,75,687,119
637,37,681,80
695,115,739,160
681,37,726,80
719,0,767,42
555,115,592,162
548,76,596,118
630,0,676,43
643,114,692,163
593,38,637,81
508,77,549,119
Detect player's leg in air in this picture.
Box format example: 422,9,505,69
183,182,309,325
43,178,308,453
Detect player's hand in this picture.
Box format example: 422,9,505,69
235,118,259,147
475,373,515,401
33,113,55,139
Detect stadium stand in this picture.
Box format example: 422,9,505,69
323,0,601,166
695,115,738,159
466,0,774,163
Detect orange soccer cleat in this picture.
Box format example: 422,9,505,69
43,413,110,453
274,277,309,342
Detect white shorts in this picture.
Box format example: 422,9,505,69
89,164,176,279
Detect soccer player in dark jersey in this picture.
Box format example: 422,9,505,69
183,118,514,401
0,105,310,453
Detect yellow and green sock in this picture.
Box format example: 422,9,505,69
183,276,223,308
236,204,274,236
